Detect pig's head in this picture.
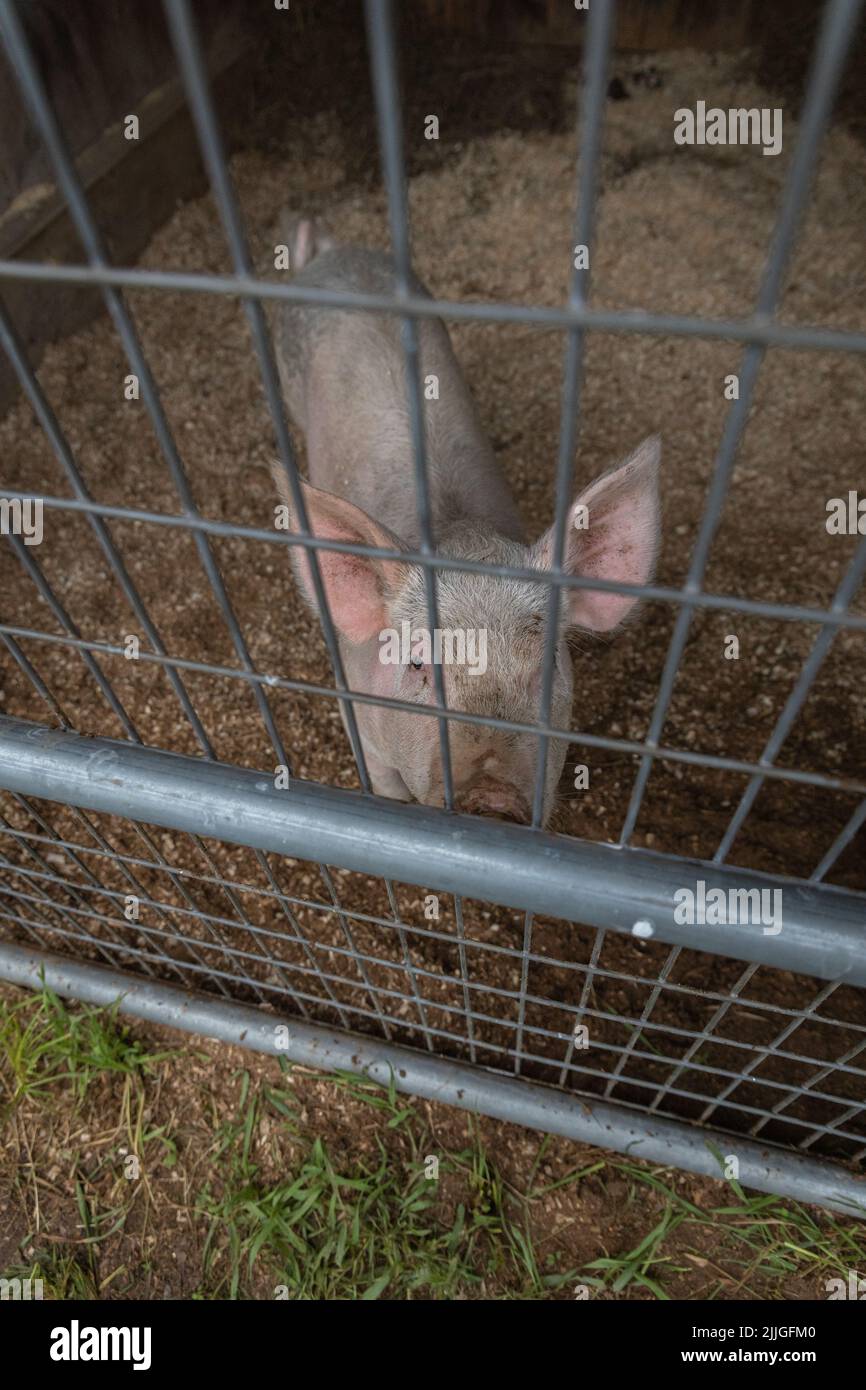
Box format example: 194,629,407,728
275,435,660,826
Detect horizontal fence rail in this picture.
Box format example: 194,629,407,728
1,258,866,355
0,718,865,985
0,0,865,1223
2,941,864,1219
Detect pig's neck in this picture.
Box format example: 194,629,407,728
304,348,527,547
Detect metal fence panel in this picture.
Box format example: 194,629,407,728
0,0,864,1216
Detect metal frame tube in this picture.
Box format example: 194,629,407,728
1,715,865,984
0,941,862,1218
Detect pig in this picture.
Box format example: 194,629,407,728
272,218,660,826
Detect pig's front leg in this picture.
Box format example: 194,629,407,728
335,699,412,801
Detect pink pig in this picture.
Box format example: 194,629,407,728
273,220,660,825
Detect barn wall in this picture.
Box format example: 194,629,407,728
0,0,250,409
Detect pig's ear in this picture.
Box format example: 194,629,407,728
532,436,661,633
272,468,409,643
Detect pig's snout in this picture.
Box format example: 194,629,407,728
455,778,531,825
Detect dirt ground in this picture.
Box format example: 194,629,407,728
1,36,866,1261
3,989,861,1301
4,986,862,1302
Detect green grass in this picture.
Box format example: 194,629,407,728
0,977,173,1108
195,1067,578,1299
1,1250,100,1301
579,1162,866,1300
2,986,865,1300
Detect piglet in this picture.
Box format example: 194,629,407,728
272,219,660,826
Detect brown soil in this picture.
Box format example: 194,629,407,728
1,998,860,1301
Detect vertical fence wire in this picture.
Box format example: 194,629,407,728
0,0,289,773
618,0,866,850
161,0,375,795
521,0,613,1078
530,0,614,829
713,531,866,863
363,0,456,811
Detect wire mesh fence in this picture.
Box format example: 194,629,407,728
1,787,866,1165
0,0,865,1214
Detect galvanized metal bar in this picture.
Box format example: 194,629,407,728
531,0,613,827
6,622,866,802
161,0,373,794
618,0,865,848
2,258,866,356
1,716,865,984
0,942,862,1216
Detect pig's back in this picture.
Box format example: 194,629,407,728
275,246,525,545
